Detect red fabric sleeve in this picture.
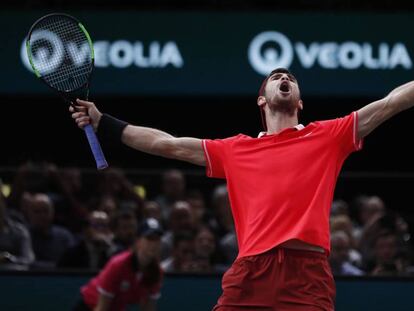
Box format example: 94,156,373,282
202,136,239,179
320,111,363,156
96,258,122,297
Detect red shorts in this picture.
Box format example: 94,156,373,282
212,247,335,311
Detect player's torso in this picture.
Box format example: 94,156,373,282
224,122,342,256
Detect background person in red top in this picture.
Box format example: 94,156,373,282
71,68,414,310
73,218,163,311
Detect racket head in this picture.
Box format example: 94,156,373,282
26,13,94,95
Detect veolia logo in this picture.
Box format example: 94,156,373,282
23,30,68,75
248,31,413,75
92,40,183,68
21,33,184,71
248,31,294,75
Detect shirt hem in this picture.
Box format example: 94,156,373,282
236,238,329,259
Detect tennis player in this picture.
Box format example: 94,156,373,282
71,68,414,310
73,218,163,311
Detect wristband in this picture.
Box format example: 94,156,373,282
97,113,129,146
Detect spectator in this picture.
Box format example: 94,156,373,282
74,218,163,311
329,231,364,276
7,162,52,210
96,168,143,220
209,185,238,265
95,195,118,220
353,195,385,243
5,163,85,231
193,226,225,273
359,211,411,270
361,196,386,225
142,201,162,223
46,165,88,231
26,193,75,269
161,231,195,273
161,201,195,260
371,231,408,276
330,215,362,267
209,184,234,238
58,211,114,270
155,169,186,222
111,209,138,255
0,192,34,270
219,231,238,266
186,190,208,230
331,199,349,217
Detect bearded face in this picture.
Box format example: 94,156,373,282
263,72,302,116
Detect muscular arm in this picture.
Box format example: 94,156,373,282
357,81,414,139
122,125,206,166
70,99,206,166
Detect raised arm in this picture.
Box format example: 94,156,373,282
70,99,206,166
357,81,414,139
122,125,205,166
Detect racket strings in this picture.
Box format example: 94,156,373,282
29,16,92,92
42,17,90,91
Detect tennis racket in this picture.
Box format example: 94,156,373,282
26,13,108,170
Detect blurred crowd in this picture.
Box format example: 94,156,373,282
0,162,413,276
329,196,413,276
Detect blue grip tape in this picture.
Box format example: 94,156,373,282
84,124,108,170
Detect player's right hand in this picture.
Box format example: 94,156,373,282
69,99,103,131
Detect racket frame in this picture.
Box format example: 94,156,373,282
26,13,108,170
26,13,95,98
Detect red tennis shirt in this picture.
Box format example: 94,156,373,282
81,251,162,311
202,112,363,258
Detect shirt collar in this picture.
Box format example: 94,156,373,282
258,124,304,138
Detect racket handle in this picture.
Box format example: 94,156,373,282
83,124,108,170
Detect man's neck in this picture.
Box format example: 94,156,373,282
266,111,299,135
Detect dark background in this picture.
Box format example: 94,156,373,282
4,0,414,11
3,95,412,172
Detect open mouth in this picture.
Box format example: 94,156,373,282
279,81,290,93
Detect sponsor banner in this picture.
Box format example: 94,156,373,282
1,11,413,97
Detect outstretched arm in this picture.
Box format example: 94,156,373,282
357,81,414,139
122,125,205,166
71,99,206,166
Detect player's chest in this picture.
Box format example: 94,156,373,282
231,134,333,172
